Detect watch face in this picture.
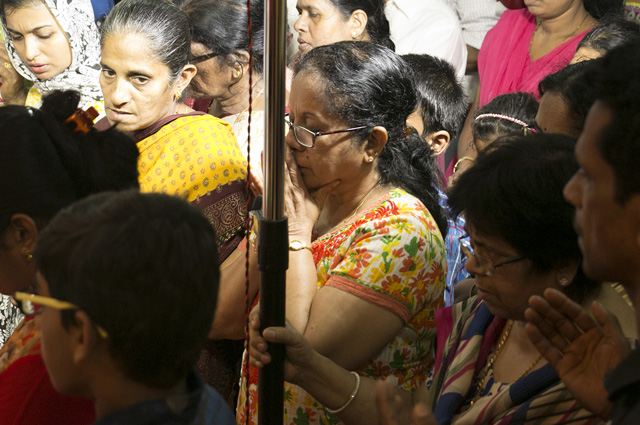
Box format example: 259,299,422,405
291,241,302,250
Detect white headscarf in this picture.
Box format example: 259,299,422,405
2,0,102,108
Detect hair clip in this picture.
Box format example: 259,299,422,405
475,113,536,134
63,107,99,134
402,126,417,138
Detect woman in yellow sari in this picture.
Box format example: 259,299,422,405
99,0,248,404
99,0,247,260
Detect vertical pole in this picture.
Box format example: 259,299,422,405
257,0,287,424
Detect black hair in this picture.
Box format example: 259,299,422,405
586,43,640,204
576,14,640,57
0,0,38,24
401,54,466,139
294,41,446,236
449,133,599,303
36,190,219,389
101,0,191,82
0,90,139,234
473,92,539,146
331,0,395,51
539,60,600,137
181,0,264,75
584,0,625,20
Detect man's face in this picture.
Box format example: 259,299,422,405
563,101,640,285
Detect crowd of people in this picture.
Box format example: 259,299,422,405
0,0,638,424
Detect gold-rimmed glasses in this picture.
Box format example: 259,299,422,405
12,292,109,339
458,236,525,276
284,118,368,148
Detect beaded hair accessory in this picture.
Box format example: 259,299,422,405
475,113,537,135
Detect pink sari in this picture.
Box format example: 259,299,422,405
477,9,591,106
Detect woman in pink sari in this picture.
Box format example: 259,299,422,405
449,0,624,184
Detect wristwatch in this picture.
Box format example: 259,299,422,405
289,240,313,252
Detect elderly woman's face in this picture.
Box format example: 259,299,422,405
293,0,355,54
100,32,178,134
464,224,567,321
188,42,234,100
4,2,71,80
286,71,368,191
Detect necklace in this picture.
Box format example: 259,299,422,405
233,87,265,126
470,320,544,405
529,12,591,58
326,181,381,234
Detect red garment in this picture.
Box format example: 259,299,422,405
477,9,591,106
0,318,95,425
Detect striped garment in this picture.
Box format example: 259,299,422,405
425,297,603,425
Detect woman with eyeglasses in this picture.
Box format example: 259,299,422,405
180,0,267,175
0,89,139,425
248,132,636,424
237,41,447,425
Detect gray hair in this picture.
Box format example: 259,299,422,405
100,0,191,82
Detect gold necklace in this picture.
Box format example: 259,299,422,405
529,12,590,57
233,87,265,126
470,320,544,405
327,181,381,234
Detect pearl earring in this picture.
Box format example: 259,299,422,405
352,31,358,39
559,277,570,287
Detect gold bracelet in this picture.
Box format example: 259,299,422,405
453,156,474,173
326,371,360,414
289,240,312,252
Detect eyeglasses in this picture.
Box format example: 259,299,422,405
285,118,368,148
190,52,218,64
12,292,109,339
458,235,525,276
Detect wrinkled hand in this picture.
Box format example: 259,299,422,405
376,381,437,425
248,306,315,385
0,44,27,105
284,148,339,237
525,288,630,419
249,169,264,197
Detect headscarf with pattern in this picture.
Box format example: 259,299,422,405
1,0,102,108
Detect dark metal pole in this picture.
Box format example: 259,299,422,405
257,0,287,424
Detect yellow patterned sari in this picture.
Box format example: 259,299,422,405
135,112,248,261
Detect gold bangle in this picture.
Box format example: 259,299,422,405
289,240,312,252
326,371,360,414
453,156,474,173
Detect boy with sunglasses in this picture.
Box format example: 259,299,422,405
15,190,236,425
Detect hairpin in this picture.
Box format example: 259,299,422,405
402,126,417,138
63,107,99,134
475,113,537,134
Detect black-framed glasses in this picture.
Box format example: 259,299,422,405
458,236,525,276
285,118,368,148
190,52,219,64
12,292,109,339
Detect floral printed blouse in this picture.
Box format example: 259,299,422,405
237,187,446,425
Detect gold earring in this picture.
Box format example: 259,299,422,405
367,157,374,163
174,89,182,100
235,70,242,78
22,247,33,262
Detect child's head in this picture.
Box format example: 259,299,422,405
571,15,640,64
472,92,539,152
537,60,599,138
33,190,220,395
402,54,466,156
